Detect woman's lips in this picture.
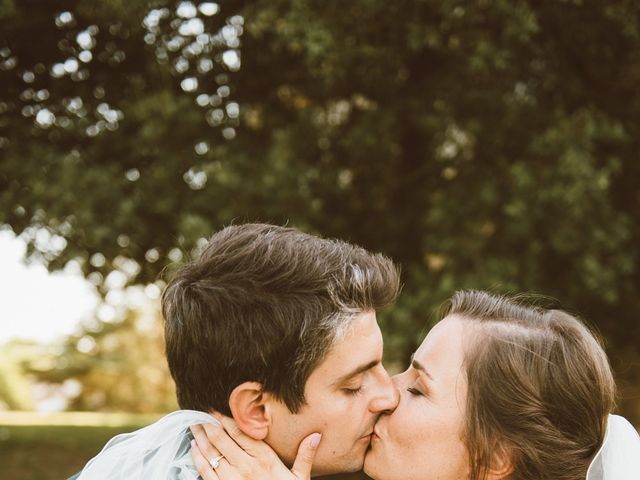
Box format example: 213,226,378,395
360,430,374,441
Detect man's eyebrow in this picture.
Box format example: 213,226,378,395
410,354,434,381
332,359,380,386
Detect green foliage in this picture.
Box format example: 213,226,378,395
1,1,640,421
0,341,37,410
26,307,178,413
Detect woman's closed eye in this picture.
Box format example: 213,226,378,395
407,386,425,396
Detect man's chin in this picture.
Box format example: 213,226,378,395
313,452,366,476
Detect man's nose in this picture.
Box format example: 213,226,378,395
369,370,400,413
391,371,406,388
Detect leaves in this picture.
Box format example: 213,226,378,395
1,0,639,419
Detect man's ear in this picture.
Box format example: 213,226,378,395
228,381,270,440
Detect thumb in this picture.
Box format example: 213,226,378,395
291,432,322,479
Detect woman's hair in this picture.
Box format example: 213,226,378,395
442,290,616,480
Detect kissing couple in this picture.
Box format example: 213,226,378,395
75,223,640,480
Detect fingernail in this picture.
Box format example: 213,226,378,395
309,433,322,448
191,439,196,447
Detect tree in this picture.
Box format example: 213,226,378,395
27,303,178,413
0,340,38,410
2,1,640,421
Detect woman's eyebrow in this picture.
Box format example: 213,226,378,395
410,354,434,381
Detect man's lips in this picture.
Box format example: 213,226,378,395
360,429,375,441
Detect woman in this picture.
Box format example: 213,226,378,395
191,290,640,480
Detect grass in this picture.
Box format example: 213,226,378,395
0,411,370,480
0,411,162,480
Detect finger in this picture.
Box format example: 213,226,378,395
201,420,250,466
191,424,238,479
191,424,223,464
192,423,237,477
215,413,270,457
291,433,321,480
191,439,221,480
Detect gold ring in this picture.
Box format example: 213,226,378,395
209,454,225,469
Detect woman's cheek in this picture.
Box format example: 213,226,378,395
390,396,417,451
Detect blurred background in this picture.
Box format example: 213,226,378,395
1,1,639,478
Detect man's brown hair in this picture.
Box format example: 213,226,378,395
162,223,400,415
443,290,615,480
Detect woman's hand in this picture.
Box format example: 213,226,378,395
190,413,321,480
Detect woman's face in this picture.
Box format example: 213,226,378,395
364,315,470,480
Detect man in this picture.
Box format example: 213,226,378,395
70,223,399,479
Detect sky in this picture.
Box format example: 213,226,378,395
0,229,99,343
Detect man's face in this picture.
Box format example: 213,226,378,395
265,310,399,476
